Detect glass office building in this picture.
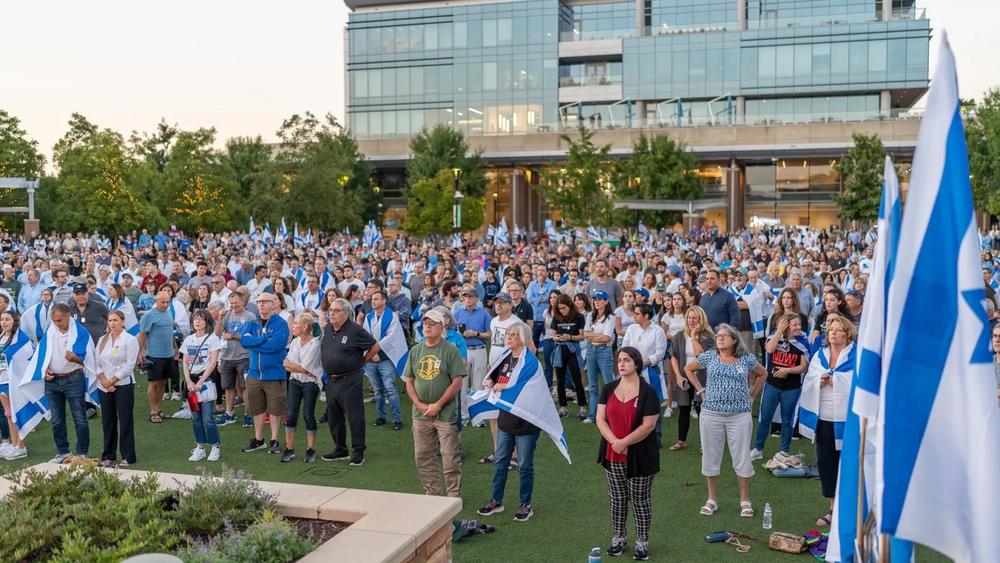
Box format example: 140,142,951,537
344,0,930,229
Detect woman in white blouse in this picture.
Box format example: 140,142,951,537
281,310,324,463
97,310,140,467
583,291,616,423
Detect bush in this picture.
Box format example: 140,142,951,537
173,466,276,535
178,510,315,563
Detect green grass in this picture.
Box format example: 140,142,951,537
4,380,946,562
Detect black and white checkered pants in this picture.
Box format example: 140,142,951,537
605,462,654,544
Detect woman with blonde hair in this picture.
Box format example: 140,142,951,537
282,309,324,463
667,306,714,451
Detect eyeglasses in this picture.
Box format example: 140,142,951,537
329,308,347,314
421,319,441,326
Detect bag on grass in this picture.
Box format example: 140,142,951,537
768,532,806,553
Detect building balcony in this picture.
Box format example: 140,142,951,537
558,38,623,61
558,83,623,104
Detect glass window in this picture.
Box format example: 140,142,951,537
690,49,706,82
813,43,830,78
831,43,849,78
742,48,758,83
469,63,482,92
440,23,452,49
368,70,382,97
906,37,927,71
849,41,868,77
483,19,497,47
794,44,811,78
483,62,498,91
454,22,467,48
758,46,775,79
369,112,382,138
868,40,886,73
425,25,438,51
776,45,793,80
670,51,686,85
498,18,512,44
353,70,368,98
411,66,424,94
746,164,776,193
351,113,367,138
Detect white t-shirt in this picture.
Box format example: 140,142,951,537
287,337,323,385
182,333,223,374
489,315,521,365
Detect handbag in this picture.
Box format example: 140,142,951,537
768,532,807,554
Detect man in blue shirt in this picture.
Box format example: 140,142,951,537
453,286,492,424
17,268,44,313
239,293,290,454
526,264,556,347
699,269,740,329
138,290,177,423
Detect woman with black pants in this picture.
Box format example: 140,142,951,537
550,293,586,419
96,310,140,466
667,306,714,451
596,346,660,561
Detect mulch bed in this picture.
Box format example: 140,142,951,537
287,517,352,545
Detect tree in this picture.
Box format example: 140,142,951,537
0,110,46,231
51,113,158,233
833,133,887,223
407,125,486,197
537,128,615,227
623,133,703,227
402,170,484,236
275,113,370,233
158,128,243,232
225,136,284,224
968,87,1000,216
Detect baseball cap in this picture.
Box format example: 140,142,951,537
72,282,88,294
592,290,609,300
493,292,513,303
423,308,447,325
462,287,478,297
634,288,650,300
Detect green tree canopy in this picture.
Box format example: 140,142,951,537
225,136,283,225
0,110,46,231
157,128,242,232
968,87,1000,216
51,113,159,233
403,169,484,236
833,133,887,223
537,128,615,227
407,124,486,197
623,133,703,227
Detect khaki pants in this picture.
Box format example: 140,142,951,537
412,417,462,497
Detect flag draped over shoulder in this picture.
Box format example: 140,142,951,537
106,297,139,336
20,301,50,344
4,329,36,431
14,320,99,439
467,350,571,463
363,308,409,378
875,32,1000,563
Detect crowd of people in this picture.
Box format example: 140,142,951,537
0,222,997,560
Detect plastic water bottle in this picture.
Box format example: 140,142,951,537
762,503,773,530
589,547,602,563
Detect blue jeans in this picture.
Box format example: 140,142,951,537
541,339,555,388
365,360,402,423
491,429,540,507
586,345,615,421
45,373,89,456
754,383,801,453
192,401,220,446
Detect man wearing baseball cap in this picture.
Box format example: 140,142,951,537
68,282,109,344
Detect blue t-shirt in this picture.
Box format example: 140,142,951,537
139,307,175,358
698,350,759,414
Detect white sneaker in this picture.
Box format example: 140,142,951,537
3,446,27,460
662,407,673,419
0,443,12,457
188,446,207,462
207,446,221,462
170,392,181,401
171,405,192,420
691,410,699,419
162,392,170,401
749,448,763,461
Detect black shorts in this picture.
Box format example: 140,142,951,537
147,357,177,381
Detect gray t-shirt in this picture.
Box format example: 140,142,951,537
585,277,624,309
219,309,256,361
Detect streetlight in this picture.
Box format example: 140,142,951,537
372,184,382,227
632,177,642,232
492,191,499,225
452,168,464,235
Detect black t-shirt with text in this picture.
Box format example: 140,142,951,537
491,354,539,435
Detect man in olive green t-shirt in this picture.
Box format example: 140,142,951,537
404,308,466,497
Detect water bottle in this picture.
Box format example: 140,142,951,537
762,502,773,530
588,547,602,563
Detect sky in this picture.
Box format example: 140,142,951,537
3,0,999,168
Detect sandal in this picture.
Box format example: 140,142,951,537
99,459,114,467
817,512,832,527
699,499,718,516
477,454,495,464
740,500,754,518
149,413,163,423
668,441,687,451
118,461,132,468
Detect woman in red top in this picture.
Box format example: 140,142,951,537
596,346,661,561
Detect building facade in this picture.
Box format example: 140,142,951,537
343,0,930,230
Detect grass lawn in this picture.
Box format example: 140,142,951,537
3,379,946,562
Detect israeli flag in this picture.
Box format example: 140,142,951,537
545,219,560,242
107,297,140,336
875,33,1000,563
263,222,273,242
363,222,373,247
513,224,522,241
452,233,462,248
466,350,571,463
15,320,100,440
4,329,36,430
249,216,256,237
637,220,649,240
587,225,602,242
363,308,409,378
494,217,509,246
293,223,304,245
371,221,383,245
728,282,766,338
305,229,314,244
279,217,288,242
487,224,496,242
20,301,51,345
169,299,191,336
798,343,856,449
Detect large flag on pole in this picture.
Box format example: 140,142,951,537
826,157,909,562
494,217,509,246
876,31,1000,563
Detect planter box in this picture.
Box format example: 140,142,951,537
0,463,461,563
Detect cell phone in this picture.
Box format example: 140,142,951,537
459,323,467,333
705,531,732,543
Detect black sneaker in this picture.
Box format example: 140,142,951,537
392,421,403,431
318,413,329,424
304,448,316,463
241,439,266,453
268,440,281,454
322,449,349,462
280,448,296,463
477,500,504,516
607,538,626,557
373,417,387,426
349,453,365,466
513,504,533,522
633,544,649,561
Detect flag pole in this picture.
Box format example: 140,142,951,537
855,415,868,560
879,533,891,561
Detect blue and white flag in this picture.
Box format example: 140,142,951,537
263,222,273,242
587,225,602,243
494,217,509,246
637,221,649,240
545,219,560,242
4,329,36,431
279,217,288,242
293,223,304,246
452,233,462,248
467,350,571,463
20,301,51,345
728,282,766,338
875,32,1000,563
486,224,496,242
513,224,522,241
798,343,856,449
15,320,99,439
363,308,409,378
107,297,140,336
249,216,256,237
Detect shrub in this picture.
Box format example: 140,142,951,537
173,466,276,535
177,511,315,563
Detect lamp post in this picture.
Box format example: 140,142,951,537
372,184,382,227
632,176,642,233
492,191,499,226
452,168,464,235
